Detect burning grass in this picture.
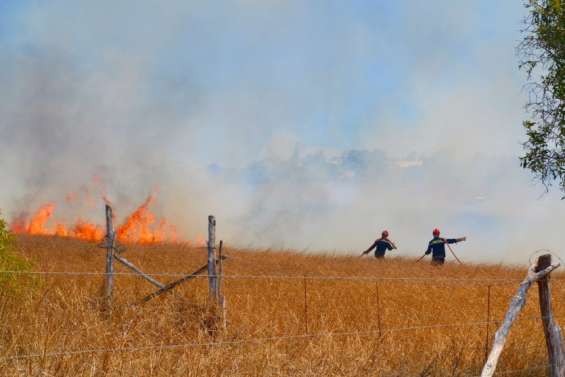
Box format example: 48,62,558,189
10,194,181,244
0,235,561,376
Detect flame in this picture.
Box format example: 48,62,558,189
73,220,104,241
9,214,28,234
116,195,155,243
11,193,181,244
55,223,68,237
27,203,55,235
115,196,178,244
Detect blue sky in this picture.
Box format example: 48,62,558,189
1,1,563,262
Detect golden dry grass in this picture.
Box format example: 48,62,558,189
0,235,562,376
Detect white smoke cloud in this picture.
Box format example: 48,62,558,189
0,1,563,263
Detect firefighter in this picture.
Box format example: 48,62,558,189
424,228,466,265
361,230,397,259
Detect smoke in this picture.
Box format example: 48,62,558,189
1,1,564,263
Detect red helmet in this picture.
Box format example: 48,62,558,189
381,230,389,238
433,228,440,236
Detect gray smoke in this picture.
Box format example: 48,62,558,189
1,1,564,263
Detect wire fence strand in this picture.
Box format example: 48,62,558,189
0,315,558,362
0,270,532,284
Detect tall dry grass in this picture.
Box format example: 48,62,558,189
0,235,562,376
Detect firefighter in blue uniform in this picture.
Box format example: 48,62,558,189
361,230,397,259
425,228,466,265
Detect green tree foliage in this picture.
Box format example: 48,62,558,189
519,0,565,195
0,213,34,293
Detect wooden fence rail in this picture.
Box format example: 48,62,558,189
100,206,225,308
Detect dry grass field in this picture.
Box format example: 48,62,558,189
0,235,563,376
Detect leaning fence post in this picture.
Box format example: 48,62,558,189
207,215,218,304
481,254,560,377
104,204,115,308
535,254,565,377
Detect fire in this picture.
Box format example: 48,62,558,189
9,214,28,234
11,194,180,244
25,203,55,235
55,223,68,237
73,220,104,241
116,195,177,244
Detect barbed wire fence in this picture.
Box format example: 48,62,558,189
0,268,558,375
0,316,556,361
2,211,563,376
0,270,541,283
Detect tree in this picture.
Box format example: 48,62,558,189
519,0,565,196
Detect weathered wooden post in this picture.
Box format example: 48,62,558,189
207,215,218,303
218,240,227,330
536,254,565,377
481,254,561,377
104,204,115,307
217,240,224,304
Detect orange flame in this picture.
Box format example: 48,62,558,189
27,203,55,235
11,193,181,244
73,220,104,241
9,214,28,234
115,195,178,244
117,195,157,244
55,223,68,237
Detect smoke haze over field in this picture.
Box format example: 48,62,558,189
1,1,564,263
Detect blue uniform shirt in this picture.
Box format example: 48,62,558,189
425,237,457,260
367,239,395,258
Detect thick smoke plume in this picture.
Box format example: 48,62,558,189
1,1,564,263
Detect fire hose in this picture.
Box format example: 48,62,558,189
416,243,464,264
446,243,463,264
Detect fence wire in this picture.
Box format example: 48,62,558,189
0,260,560,374
0,269,530,284
0,314,558,362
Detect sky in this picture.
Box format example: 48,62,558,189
0,0,563,263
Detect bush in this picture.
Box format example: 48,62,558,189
0,212,35,294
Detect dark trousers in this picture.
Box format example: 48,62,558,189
431,258,445,266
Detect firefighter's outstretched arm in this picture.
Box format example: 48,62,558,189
361,240,378,256
446,237,467,244
424,242,432,255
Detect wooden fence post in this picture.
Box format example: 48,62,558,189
481,254,560,377
218,240,224,304
104,204,115,307
218,240,227,330
535,254,565,377
207,215,218,304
